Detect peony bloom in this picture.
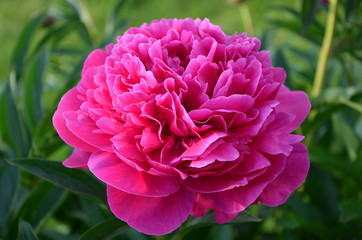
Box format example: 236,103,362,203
53,18,310,235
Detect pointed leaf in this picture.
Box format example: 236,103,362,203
301,0,319,34
11,12,46,81
331,114,359,161
8,159,106,202
188,211,260,229
19,181,66,230
23,48,47,132
80,218,128,240
0,82,31,157
0,160,19,236
18,221,39,240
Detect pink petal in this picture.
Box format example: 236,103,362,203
229,151,270,175
107,186,195,235
183,173,247,193
275,86,311,132
88,151,180,197
209,154,286,213
255,131,304,156
63,111,113,152
260,143,309,206
200,94,254,113
188,141,239,168
180,131,227,159
52,88,97,152
214,209,238,224
63,149,92,168
190,193,213,217
82,49,108,76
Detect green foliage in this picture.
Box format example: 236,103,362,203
0,0,361,239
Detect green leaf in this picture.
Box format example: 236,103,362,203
105,0,128,37
64,0,96,46
8,159,106,202
34,23,75,53
11,12,46,81
0,159,19,237
80,197,108,227
18,221,39,240
339,200,362,223
208,225,233,240
301,0,319,34
331,114,359,161
80,218,128,240
23,47,47,132
187,211,261,229
19,181,67,230
309,146,352,178
274,49,291,87
0,82,31,157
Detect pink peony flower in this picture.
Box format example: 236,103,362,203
53,18,311,235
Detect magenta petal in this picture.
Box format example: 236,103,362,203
53,88,97,152
275,86,311,132
89,151,181,197
181,131,227,159
63,111,113,152
183,174,247,193
200,94,254,112
63,149,92,168
260,143,309,206
82,49,108,75
214,209,238,224
107,185,195,235
209,154,286,213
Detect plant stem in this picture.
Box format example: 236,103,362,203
311,0,338,97
239,1,254,36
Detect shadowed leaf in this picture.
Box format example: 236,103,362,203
9,159,106,202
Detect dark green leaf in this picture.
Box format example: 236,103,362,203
0,159,19,236
0,82,31,157
11,12,46,81
208,225,233,240
8,159,106,202
339,200,362,223
309,146,352,177
80,218,128,240
80,197,108,227
19,181,67,230
331,114,359,161
34,23,75,53
188,211,261,229
306,166,340,222
23,47,47,132
301,0,319,34
18,221,39,240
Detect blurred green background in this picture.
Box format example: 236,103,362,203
0,0,298,81
1,0,362,239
